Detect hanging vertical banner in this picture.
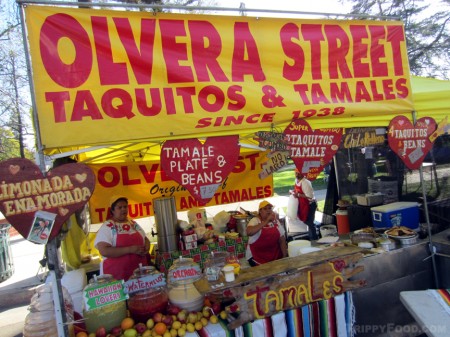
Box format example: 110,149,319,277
160,135,240,204
387,116,437,170
284,119,343,181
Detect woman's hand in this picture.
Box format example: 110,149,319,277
129,245,148,256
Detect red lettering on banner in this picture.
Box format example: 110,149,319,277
195,113,275,128
232,22,266,82
189,20,228,82
280,23,406,81
45,85,246,123
293,78,408,105
40,14,92,88
302,24,324,80
92,16,129,85
369,25,388,77
160,20,194,83
115,18,156,85
326,25,352,79
350,25,370,78
280,23,306,81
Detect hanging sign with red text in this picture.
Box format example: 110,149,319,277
160,136,240,204
284,119,343,181
0,158,96,242
387,116,437,170
259,151,290,179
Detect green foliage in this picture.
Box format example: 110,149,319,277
273,166,328,196
344,0,450,79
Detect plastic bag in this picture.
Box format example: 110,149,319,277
287,194,299,219
213,211,231,228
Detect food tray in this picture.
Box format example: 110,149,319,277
386,233,418,245
350,232,377,245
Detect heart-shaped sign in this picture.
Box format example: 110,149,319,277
160,135,240,205
0,158,96,242
388,116,437,170
284,119,343,181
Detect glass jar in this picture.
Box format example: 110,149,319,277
167,257,204,312
203,251,229,282
82,274,127,334
127,266,168,323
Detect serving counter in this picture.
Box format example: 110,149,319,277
155,237,248,272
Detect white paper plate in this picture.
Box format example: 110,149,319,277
317,236,339,244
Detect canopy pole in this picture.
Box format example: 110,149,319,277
412,110,439,288
16,0,400,20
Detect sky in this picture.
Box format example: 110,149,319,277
213,0,354,17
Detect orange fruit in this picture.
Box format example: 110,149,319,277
121,317,135,330
76,332,88,337
154,322,167,336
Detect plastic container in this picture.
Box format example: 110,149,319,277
371,202,419,229
167,257,204,312
336,209,350,234
320,225,338,238
82,275,127,334
288,240,311,257
204,251,230,282
127,266,168,323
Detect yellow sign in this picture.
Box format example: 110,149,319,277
88,151,272,223
25,6,413,150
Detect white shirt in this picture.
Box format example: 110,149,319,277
295,177,315,200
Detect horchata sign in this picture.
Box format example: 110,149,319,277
24,5,413,150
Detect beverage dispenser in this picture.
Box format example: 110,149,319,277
153,196,179,252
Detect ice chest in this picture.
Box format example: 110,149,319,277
371,202,419,229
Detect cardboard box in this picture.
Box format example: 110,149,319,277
368,178,398,204
182,233,198,243
371,202,419,229
182,241,197,250
356,193,384,206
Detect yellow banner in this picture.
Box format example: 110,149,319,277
25,6,413,149
88,151,272,223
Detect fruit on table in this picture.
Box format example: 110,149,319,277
134,322,147,334
121,317,135,331
123,328,137,337
96,326,107,337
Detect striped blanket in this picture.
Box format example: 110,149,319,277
428,289,450,315
195,292,356,337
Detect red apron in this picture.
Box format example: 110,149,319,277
103,223,147,281
250,221,282,264
295,182,310,222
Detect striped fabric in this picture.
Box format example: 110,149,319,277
228,292,355,337
283,293,353,337
428,288,450,315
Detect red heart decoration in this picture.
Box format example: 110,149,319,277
0,158,96,242
160,136,240,205
388,116,436,170
283,119,343,181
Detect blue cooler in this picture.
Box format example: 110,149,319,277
371,202,419,229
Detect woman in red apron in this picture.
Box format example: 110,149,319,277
245,200,288,266
293,169,315,220
95,196,150,281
